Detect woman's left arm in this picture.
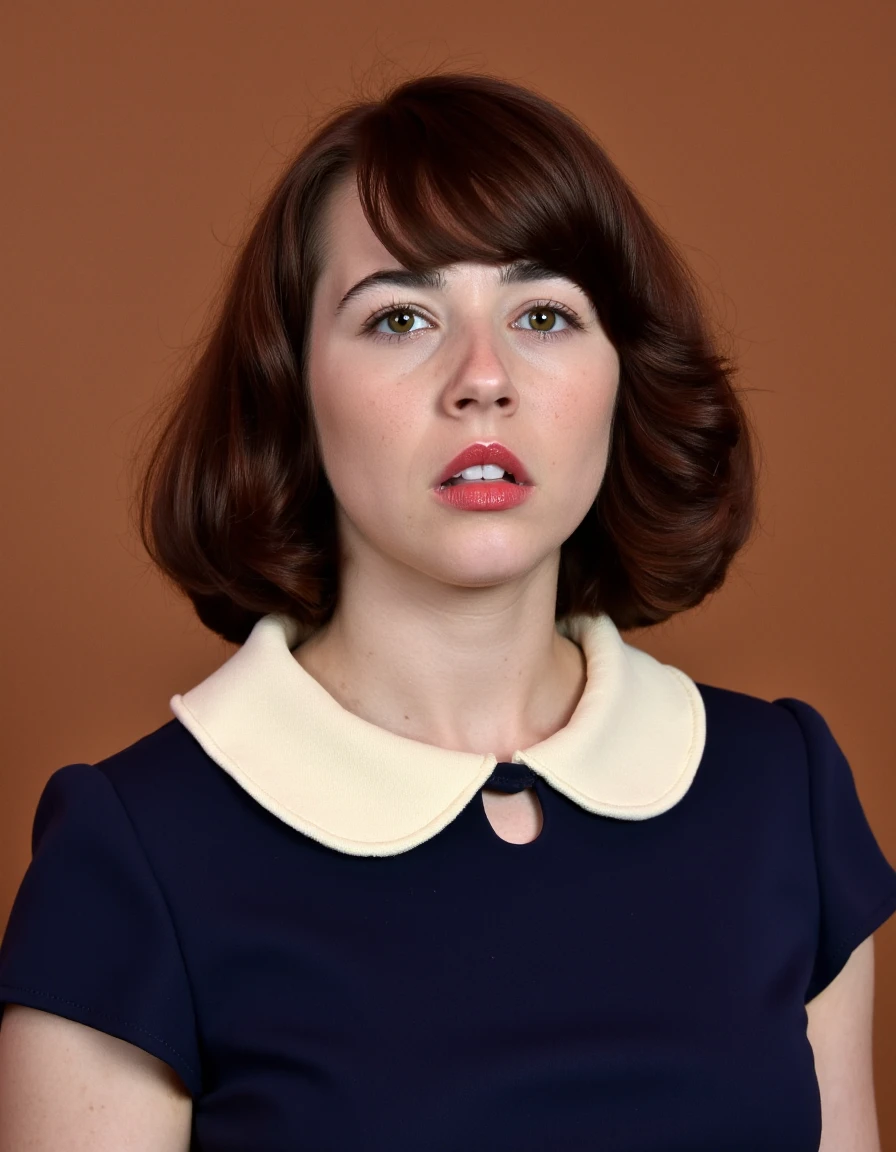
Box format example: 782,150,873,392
806,935,881,1151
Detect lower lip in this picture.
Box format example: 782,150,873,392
432,481,533,511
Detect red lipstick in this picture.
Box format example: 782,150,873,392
432,441,534,512
435,442,532,487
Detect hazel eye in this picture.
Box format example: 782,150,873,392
364,297,582,343
374,309,430,336
517,306,570,333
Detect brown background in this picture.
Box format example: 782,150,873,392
2,0,895,1139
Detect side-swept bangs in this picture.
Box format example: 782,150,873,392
354,77,651,347
136,72,758,644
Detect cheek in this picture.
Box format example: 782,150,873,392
540,356,619,474
306,348,415,503
306,344,363,498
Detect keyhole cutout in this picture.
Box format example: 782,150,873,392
481,786,544,844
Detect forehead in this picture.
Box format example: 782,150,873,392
318,178,511,288
318,177,394,280
316,177,583,303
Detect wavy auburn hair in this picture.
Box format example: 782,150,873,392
136,71,758,645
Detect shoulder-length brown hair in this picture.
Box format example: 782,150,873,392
136,71,758,645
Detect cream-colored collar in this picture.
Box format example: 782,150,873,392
170,613,706,857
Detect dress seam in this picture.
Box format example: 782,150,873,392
0,982,200,1075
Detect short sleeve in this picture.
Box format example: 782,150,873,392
774,697,896,1004
0,763,202,1096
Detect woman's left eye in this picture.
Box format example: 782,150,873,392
513,303,575,335
364,300,581,342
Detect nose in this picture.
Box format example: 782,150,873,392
439,323,520,415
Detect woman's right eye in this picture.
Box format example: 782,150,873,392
365,307,432,341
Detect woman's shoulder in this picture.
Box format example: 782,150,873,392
685,680,855,814
89,718,221,814
694,678,827,752
96,716,209,784
73,717,266,866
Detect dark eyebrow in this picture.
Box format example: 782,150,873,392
335,268,445,314
334,259,576,315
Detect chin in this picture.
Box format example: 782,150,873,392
418,548,550,590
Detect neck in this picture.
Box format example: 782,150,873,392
292,551,587,761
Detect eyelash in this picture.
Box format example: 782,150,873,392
361,298,584,343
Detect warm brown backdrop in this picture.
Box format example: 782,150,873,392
2,0,895,1139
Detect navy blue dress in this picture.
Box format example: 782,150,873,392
1,685,896,1150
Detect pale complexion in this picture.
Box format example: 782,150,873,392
295,177,620,833
294,182,885,1150
0,179,881,1149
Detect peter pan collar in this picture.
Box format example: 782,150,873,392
170,612,706,857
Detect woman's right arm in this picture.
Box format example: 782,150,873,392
0,1004,193,1151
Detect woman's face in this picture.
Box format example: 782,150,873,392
305,176,620,595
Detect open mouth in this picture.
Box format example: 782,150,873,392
441,471,519,488
435,443,531,489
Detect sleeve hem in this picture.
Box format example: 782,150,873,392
0,983,203,1098
804,884,896,1005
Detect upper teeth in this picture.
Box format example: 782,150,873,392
452,464,509,480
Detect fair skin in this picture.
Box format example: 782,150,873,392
294,175,617,780
294,175,619,841
0,175,882,1147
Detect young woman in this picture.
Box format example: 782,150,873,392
1,72,894,1152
